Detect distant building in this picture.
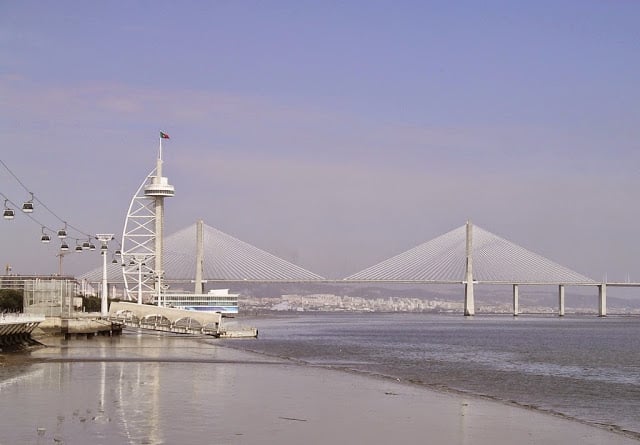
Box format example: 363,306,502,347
0,275,80,316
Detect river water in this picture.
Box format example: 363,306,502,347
229,313,640,437
0,334,289,445
0,313,639,443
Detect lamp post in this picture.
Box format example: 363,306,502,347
56,251,70,276
96,234,114,317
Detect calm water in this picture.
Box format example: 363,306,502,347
230,313,640,436
0,335,286,445
1,313,639,443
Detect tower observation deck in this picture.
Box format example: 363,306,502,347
144,134,175,198
144,177,175,197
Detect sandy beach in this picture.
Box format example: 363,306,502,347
1,334,635,445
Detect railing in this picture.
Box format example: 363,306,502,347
0,313,45,324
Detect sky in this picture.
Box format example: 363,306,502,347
1,1,639,282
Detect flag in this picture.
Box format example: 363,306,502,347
160,131,170,139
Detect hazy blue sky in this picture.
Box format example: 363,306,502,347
1,1,639,282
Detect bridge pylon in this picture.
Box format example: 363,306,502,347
464,220,475,316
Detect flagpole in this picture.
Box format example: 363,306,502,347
158,131,169,176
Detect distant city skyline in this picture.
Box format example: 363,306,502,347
1,2,639,286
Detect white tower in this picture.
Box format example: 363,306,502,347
121,133,174,303
143,135,175,304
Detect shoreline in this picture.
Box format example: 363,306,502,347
219,341,640,442
2,331,638,444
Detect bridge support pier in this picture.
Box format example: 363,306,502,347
558,285,565,317
512,284,519,316
464,282,474,316
463,221,474,316
598,284,607,317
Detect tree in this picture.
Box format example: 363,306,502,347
0,289,24,312
82,295,101,312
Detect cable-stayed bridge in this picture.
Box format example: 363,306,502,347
81,222,324,284
79,142,636,317
78,220,635,316
346,224,595,284
164,223,324,282
6,144,635,317
345,222,604,316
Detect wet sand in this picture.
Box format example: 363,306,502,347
2,335,638,444
185,348,639,445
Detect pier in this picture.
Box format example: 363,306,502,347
107,302,259,337
59,318,123,339
0,313,45,350
108,302,223,336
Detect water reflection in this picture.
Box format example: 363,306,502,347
0,334,244,444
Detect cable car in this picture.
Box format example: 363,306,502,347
3,200,14,220
60,242,69,251
82,240,90,250
22,193,34,213
41,227,50,243
89,243,96,251
101,244,108,252
115,250,122,256
112,257,118,264
58,224,67,239
75,244,83,252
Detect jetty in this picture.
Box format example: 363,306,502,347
0,313,45,350
107,302,257,337
59,318,123,339
218,326,259,338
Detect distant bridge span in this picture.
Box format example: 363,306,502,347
80,222,635,317
199,278,637,317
